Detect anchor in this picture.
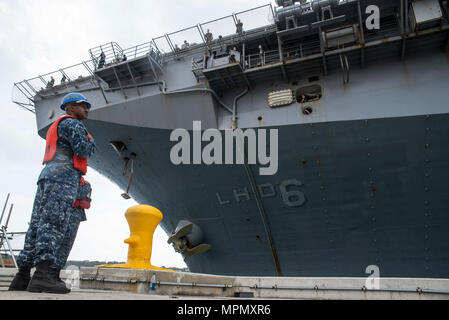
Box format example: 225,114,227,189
168,220,211,262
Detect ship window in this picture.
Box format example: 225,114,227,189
308,76,319,83
297,84,322,103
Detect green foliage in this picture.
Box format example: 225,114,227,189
64,260,190,272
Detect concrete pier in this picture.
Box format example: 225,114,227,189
79,268,449,300
0,268,228,300
1,267,449,300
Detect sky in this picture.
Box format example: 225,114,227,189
0,0,277,269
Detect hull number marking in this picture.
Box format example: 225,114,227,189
216,179,306,207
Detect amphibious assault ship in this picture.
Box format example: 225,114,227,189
13,0,449,278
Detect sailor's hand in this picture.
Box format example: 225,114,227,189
87,133,93,141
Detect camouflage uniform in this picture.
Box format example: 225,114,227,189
17,117,96,269
54,181,91,269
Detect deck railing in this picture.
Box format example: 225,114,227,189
12,3,275,111
15,0,440,111
12,60,98,112
89,41,164,72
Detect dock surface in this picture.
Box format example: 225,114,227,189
1,267,449,300
0,288,230,300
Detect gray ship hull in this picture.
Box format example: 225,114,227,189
45,112,449,278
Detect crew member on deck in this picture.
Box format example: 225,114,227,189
205,29,213,44
182,40,190,49
46,77,55,88
98,51,106,69
236,19,243,34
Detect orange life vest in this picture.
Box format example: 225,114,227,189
42,115,88,175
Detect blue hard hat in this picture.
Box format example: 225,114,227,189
60,92,92,110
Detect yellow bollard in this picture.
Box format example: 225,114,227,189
97,205,173,271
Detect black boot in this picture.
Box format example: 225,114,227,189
27,261,70,294
53,268,71,292
8,267,31,291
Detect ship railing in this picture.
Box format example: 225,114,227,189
89,42,124,71
152,3,276,58
190,40,321,73
245,49,281,69
283,40,322,60
153,25,206,58
122,41,163,65
191,58,204,71
12,3,276,110
12,60,98,113
190,47,281,74
196,43,317,71
89,41,164,72
191,57,206,80
191,36,322,73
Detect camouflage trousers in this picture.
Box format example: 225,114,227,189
17,180,80,269
55,207,85,269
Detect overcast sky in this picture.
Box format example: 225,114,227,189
0,0,277,269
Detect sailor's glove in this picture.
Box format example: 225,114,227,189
74,178,92,209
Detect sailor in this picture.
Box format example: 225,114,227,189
258,45,265,66
218,35,224,49
149,48,156,59
230,47,238,63
181,40,190,50
236,19,243,34
204,29,213,44
98,51,106,69
9,92,96,294
46,76,55,89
